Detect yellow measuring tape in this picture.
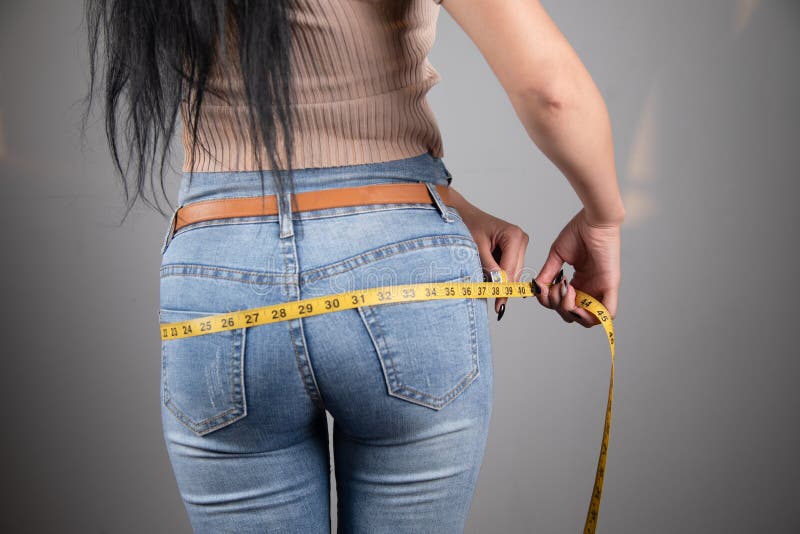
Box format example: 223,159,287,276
159,270,614,534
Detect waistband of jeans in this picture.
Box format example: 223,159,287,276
177,152,453,205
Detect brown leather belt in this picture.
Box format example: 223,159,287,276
174,182,455,233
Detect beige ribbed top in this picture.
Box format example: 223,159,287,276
181,0,446,173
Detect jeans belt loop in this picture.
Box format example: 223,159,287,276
160,205,180,255
278,190,295,239
424,182,455,223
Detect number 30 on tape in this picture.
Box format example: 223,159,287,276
158,270,615,534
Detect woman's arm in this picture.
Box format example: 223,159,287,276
440,0,625,226
440,0,624,326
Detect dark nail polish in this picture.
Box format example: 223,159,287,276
497,304,505,321
553,269,564,285
532,280,541,295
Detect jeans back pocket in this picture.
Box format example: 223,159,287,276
159,308,248,436
357,274,480,410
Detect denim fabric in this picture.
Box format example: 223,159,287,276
159,151,494,533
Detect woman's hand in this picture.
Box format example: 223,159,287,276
450,189,529,320
534,208,621,327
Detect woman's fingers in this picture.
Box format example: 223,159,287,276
536,268,601,327
476,227,529,318
497,227,529,281
475,238,505,315
558,281,598,328
534,248,565,309
497,226,529,321
602,286,619,320
513,243,526,285
548,273,580,324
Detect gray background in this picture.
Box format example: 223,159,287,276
1,0,798,532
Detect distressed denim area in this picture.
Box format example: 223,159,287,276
158,152,494,533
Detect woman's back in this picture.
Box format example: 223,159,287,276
184,0,445,173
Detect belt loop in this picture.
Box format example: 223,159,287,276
278,190,295,239
424,182,455,223
160,204,180,255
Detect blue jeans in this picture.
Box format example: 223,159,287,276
159,152,494,533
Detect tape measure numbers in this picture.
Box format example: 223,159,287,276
159,270,615,534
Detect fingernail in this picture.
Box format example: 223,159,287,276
532,280,541,295
553,269,564,285
497,303,505,321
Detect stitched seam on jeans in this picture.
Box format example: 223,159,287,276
193,409,247,435
356,306,395,396
282,232,325,410
293,204,440,220
296,316,327,411
239,328,248,423
288,319,321,407
166,402,239,431
393,368,479,406
159,272,289,285
160,264,292,285
301,236,476,284
468,297,480,378
171,204,442,236
160,263,291,278
173,217,278,237
291,221,327,411
229,327,240,406
363,304,402,391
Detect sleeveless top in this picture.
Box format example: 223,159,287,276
180,0,446,173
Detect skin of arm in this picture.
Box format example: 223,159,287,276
440,0,625,227
439,0,624,326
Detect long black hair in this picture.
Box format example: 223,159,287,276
81,0,297,222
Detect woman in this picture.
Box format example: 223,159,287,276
84,0,623,532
